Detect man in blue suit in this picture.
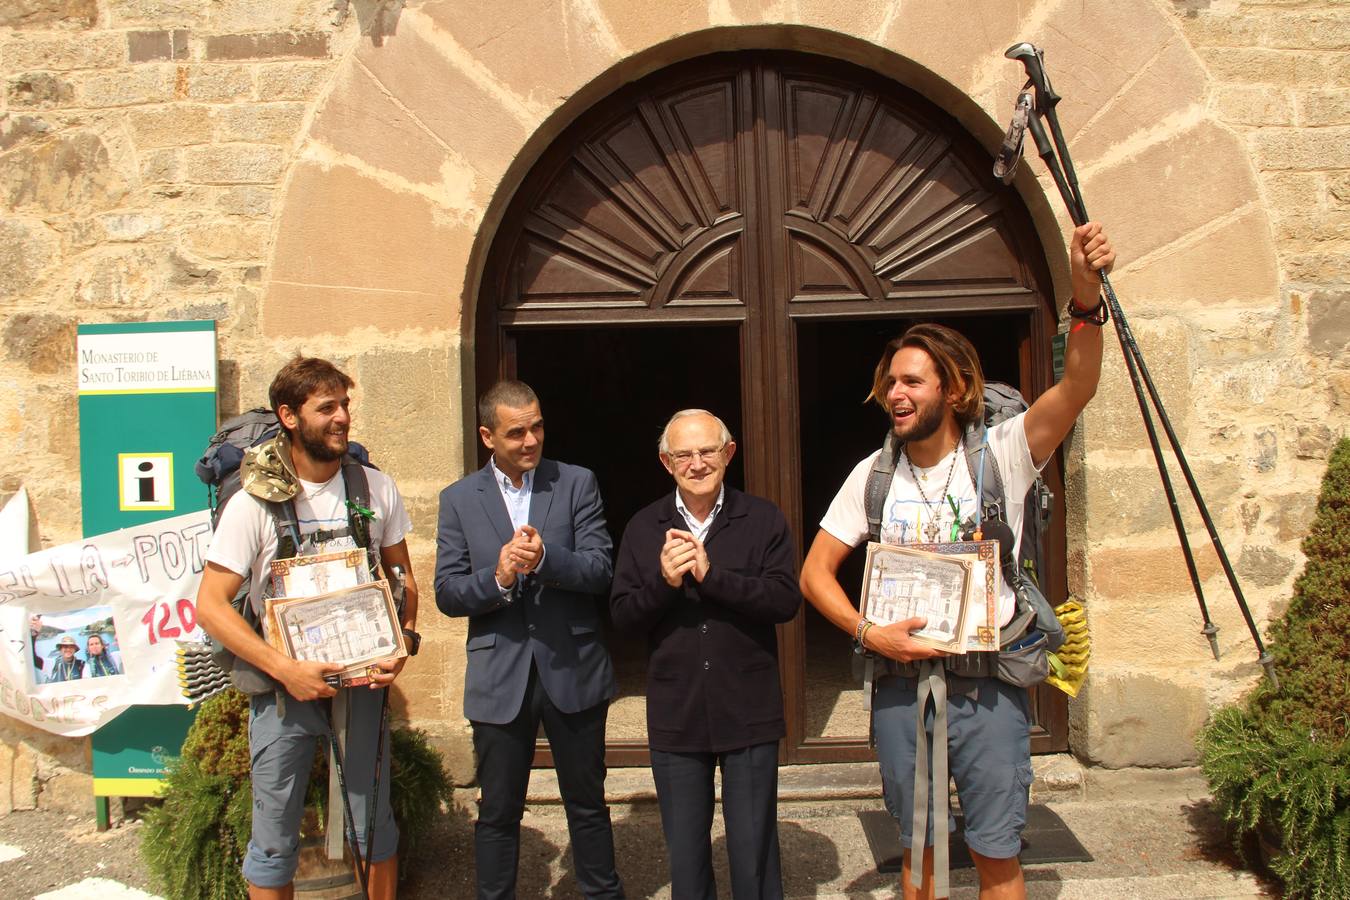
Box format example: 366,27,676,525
435,380,624,900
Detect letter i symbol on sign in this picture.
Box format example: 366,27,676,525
118,453,174,512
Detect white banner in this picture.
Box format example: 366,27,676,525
0,509,212,736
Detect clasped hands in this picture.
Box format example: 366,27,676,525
495,524,543,588
661,528,709,587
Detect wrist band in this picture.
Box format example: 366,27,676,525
853,619,874,655
1068,295,1108,326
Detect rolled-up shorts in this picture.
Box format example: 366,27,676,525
873,673,1032,860
244,689,399,888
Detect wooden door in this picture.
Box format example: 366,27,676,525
478,52,1068,764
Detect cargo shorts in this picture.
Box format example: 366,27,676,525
873,673,1032,860
243,689,399,888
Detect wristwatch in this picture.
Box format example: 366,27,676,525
402,627,421,656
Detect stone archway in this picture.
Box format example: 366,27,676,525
258,2,1281,765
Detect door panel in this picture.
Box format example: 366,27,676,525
478,52,1068,765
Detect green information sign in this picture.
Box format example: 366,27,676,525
77,321,217,811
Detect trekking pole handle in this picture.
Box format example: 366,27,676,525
389,564,407,617
1005,42,1060,109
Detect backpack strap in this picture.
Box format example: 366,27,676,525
340,458,378,579
963,420,1006,529
864,432,902,543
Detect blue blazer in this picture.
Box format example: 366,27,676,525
434,458,617,724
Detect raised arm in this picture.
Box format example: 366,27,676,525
1024,221,1116,465
695,509,801,624
434,491,516,618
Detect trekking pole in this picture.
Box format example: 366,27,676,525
323,699,372,900
997,42,1278,688
359,564,406,894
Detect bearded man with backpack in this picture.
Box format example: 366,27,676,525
800,222,1114,900
197,356,418,900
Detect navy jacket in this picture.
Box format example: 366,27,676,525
435,458,616,724
610,487,801,753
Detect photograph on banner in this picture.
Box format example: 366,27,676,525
31,607,125,683
0,508,211,737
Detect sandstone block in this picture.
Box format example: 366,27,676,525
6,72,74,108
1197,48,1329,87
1308,290,1350,356
1237,545,1296,587
1271,492,1316,543
0,219,60,301
1081,121,1259,266
1081,319,1192,453
177,63,253,102
412,1,617,110
73,246,161,308
0,131,130,214
1298,89,1350,127
310,61,482,209
37,769,92,813
1263,11,1350,51
354,15,531,181
1296,423,1339,460
1261,171,1324,212
255,61,331,101
2,313,74,375
1,32,124,70
204,0,338,32
1089,545,1221,601
1071,670,1208,768
97,211,164,241
264,160,471,335
183,144,285,184
139,146,181,183
353,347,457,485
1175,11,1262,47
0,114,53,152
127,29,191,63
216,184,274,216
127,104,213,148
1211,83,1293,126
1284,249,1350,283
205,31,330,61
179,219,269,261
597,0,711,56
211,102,307,144
106,0,203,27
10,744,38,811
0,0,97,28
1254,128,1350,171
79,66,177,108
1084,457,1239,537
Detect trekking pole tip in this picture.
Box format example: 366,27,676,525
1258,652,1279,690
1201,622,1220,661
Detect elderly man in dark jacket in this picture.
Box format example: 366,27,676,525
610,409,801,900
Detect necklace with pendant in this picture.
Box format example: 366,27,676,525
904,438,962,543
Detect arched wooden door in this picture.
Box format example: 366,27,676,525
478,51,1067,765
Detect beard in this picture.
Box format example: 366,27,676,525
295,416,348,462
893,396,946,444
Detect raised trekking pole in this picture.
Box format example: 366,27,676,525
996,42,1277,687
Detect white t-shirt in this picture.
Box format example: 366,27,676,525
206,466,411,614
819,414,1043,626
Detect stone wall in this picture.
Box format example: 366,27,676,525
0,0,1345,809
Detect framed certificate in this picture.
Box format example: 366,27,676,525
269,548,366,599
860,542,976,654
265,580,405,686
910,539,1001,652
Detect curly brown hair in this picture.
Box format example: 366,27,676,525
268,356,354,432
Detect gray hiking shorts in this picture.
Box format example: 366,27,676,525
873,673,1032,860
244,689,398,888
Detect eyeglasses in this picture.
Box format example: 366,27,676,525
667,445,724,466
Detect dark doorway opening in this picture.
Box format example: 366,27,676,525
512,324,744,757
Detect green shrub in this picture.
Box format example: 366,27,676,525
1199,437,1350,899
142,689,453,899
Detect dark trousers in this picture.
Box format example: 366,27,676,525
471,663,623,900
650,741,783,900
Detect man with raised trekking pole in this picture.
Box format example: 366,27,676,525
801,222,1115,900
197,356,419,900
